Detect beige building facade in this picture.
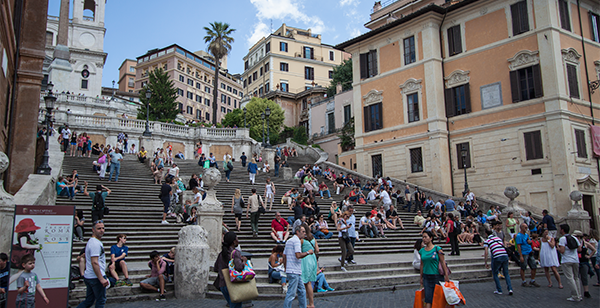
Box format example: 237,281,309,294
337,0,600,229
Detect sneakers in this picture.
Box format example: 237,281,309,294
508,290,513,295
282,285,288,294
584,291,591,298
326,287,335,291
116,280,125,287
161,220,169,224
521,281,529,287
156,294,166,301
530,281,540,288
566,296,582,302
124,279,133,287
494,290,502,295
316,288,327,292
348,260,356,264
340,266,347,272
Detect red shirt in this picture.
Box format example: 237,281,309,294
319,183,328,191
271,218,288,232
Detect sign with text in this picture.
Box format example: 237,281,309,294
7,205,74,308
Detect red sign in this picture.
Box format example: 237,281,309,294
591,125,600,158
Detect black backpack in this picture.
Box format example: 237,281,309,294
450,220,461,235
565,235,579,250
92,193,104,211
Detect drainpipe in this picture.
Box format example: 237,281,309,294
439,8,455,196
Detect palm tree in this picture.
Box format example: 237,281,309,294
204,22,235,125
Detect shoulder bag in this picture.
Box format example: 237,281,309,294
228,251,256,282
221,269,258,303
436,246,451,276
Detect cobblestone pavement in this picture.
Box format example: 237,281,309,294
106,281,600,308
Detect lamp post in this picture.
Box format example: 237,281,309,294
243,107,247,128
261,112,265,147
461,144,469,197
37,82,56,175
265,106,271,148
143,87,152,137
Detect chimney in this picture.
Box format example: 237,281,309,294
373,1,382,13
336,82,343,95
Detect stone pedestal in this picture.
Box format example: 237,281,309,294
566,191,591,234
503,186,520,212
198,168,224,260
283,167,293,181
174,225,210,299
262,148,275,171
0,152,16,255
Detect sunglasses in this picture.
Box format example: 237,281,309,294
93,220,104,225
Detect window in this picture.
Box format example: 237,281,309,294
227,86,232,92
196,110,201,119
281,82,288,92
359,50,378,79
303,46,314,59
302,99,308,110
245,60,249,70
228,97,231,105
205,113,210,121
305,67,314,80
410,148,423,173
364,102,383,132
404,36,416,64
81,79,88,89
205,98,210,106
575,129,587,158
329,51,334,61
221,94,226,103
591,13,600,42
371,154,382,177
179,75,185,82
264,83,270,93
196,82,201,89
511,1,529,36
234,100,237,108
407,93,419,123
327,112,335,134
227,109,232,113
221,107,226,113
329,70,333,79
221,83,226,89
129,66,135,73
558,0,571,31
187,79,194,86
447,25,462,56
445,84,471,117
45,31,53,45
196,95,201,102
253,71,257,81
344,105,351,124
233,89,238,95
456,142,471,169
187,106,193,114
205,86,211,93
524,130,543,160
566,63,579,98
280,62,289,72
128,78,134,88
248,75,252,84
265,63,269,72
177,88,184,96
178,102,183,112
280,41,288,52
187,91,193,99
265,42,271,53
259,87,263,96
510,64,543,102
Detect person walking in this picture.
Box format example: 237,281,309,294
83,182,111,222
301,223,318,308
224,156,232,183
419,230,450,308
283,225,314,308
160,177,173,224
446,213,460,256
558,223,582,301
247,158,258,185
574,230,595,299
98,149,109,180
345,206,357,265
264,178,276,211
231,189,244,232
483,229,513,295
516,223,539,287
337,211,353,272
76,221,108,308
213,232,245,308
538,228,562,288
246,188,264,238
108,148,123,182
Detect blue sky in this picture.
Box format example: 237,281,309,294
47,0,374,88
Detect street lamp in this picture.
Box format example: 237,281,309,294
265,106,271,148
461,144,469,197
243,107,247,128
37,82,56,175
261,112,265,147
143,87,152,137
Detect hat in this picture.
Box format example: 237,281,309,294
572,230,583,237
14,218,41,233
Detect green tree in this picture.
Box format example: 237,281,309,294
204,21,236,125
340,116,355,151
221,108,243,127
326,59,353,97
137,68,179,122
245,97,284,143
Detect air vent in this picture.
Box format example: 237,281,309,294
531,168,542,175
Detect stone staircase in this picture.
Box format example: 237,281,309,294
58,153,498,305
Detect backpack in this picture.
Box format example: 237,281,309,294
451,220,461,235
527,218,537,230
227,161,234,171
565,234,579,250
92,192,105,211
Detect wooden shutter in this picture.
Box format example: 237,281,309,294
559,0,571,31
453,26,462,55
511,2,521,35
575,129,588,158
370,50,378,76
445,88,455,117
360,53,368,79
310,47,315,59
447,27,455,55
532,64,543,98
566,64,580,98
375,103,383,129
364,105,371,132
464,84,471,114
510,70,520,102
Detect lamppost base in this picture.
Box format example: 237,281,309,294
142,131,152,137
37,166,52,175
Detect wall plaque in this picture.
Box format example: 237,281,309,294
480,82,502,110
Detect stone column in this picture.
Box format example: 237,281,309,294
283,167,293,181
174,225,210,299
0,152,16,255
566,191,591,234
198,168,224,260
262,148,275,172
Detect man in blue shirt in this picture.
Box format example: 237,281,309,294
445,198,459,220
515,223,539,287
109,234,132,287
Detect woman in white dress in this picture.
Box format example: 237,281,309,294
539,228,563,288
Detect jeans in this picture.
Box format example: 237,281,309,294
449,234,459,255
250,211,260,234
225,170,231,181
338,237,354,267
284,273,306,308
423,274,444,303
319,190,331,198
491,255,512,292
360,224,377,238
346,237,356,261
109,162,120,181
274,164,280,177
219,286,242,308
269,270,287,284
403,199,412,211
59,187,75,198
77,277,107,308
314,230,333,239
313,272,330,290
562,262,582,299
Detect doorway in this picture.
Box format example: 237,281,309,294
582,195,596,231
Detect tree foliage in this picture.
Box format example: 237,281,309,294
326,59,353,97
137,68,179,122
340,117,355,151
204,21,235,124
221,108,243,127
244,97,285,143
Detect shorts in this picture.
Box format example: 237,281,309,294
234,212,242,219
114,259,125,272
77,146,83,150
161,196,171,213
141,274,166,287
519,254,537,270
71,142,77,145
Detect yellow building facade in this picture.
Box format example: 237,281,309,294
337,0,600,228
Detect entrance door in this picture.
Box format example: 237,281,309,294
582,195,596,231
371,154,382,178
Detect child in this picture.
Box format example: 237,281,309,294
161,248,176,283
108,234,132,287
16,254,49,307
139,251,167,301
531,232,541,260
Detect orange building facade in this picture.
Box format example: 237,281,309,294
337,0,600,227
118,59,137,93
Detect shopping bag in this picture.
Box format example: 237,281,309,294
221,268,259,303
228,256,256,282
431,284,450,308
414,289,425,308
440,280,465,305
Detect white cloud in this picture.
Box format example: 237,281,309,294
351,28,361,37
339,0,359,6
247,0,326,47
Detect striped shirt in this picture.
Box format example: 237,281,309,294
483,235,508,259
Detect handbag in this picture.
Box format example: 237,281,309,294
227,161,234,171
307,239,319,260
342,231,349,241
258,205,266,214
228,252,256,282
103,207,110,215
436,246,452,276
98,155,106,164
221,268,258,303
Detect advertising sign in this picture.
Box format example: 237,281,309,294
7,205,74,308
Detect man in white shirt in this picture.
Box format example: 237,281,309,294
77,221,108,308
379,187,392,211
284,225,313,308
367,186,378,205
61,125,71,152
558,224,583,302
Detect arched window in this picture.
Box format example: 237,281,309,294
83,0,96,21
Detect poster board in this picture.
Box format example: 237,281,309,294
7,205,74,308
